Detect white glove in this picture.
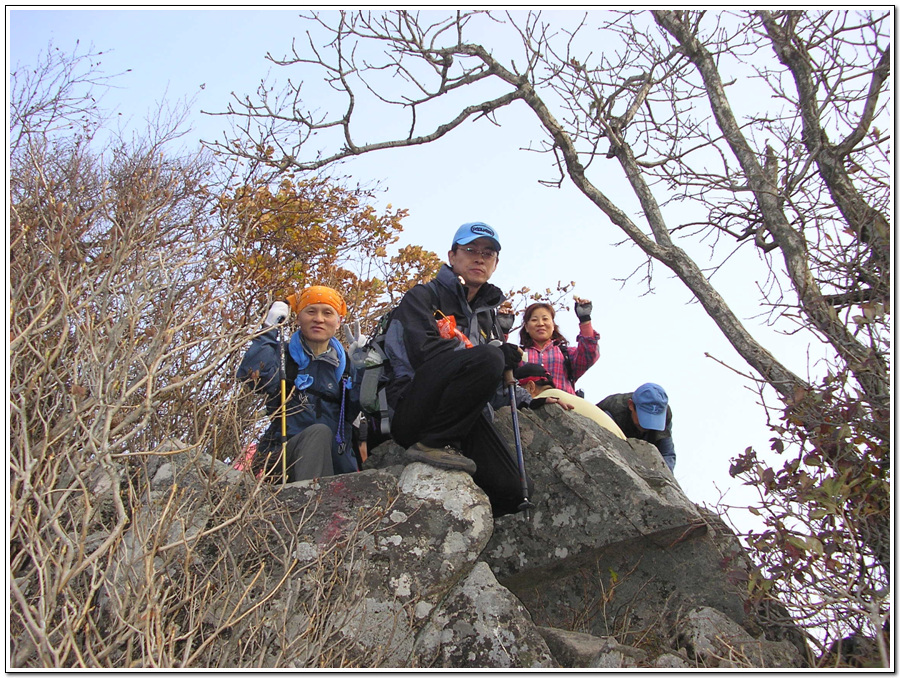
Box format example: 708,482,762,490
263,301,290,328
342,319,367,368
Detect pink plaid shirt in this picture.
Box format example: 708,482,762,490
520,323,599,395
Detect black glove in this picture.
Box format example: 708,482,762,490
497,312,515,334
575,299,593,323
499,343,523,371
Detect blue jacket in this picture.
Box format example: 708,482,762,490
237,328,360,475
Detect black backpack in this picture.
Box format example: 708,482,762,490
357,283,441,437
358,308,396,437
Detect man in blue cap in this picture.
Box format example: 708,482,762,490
382,222,530,516
597,383,676,471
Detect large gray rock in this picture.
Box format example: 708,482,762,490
365,405,807,667
482,406,792,653
98,443,251,621
675,606,804,668
485,405,703,584
90,401,808,669
124,445,553,668
414,562,557,668
482,407,803,651
251,463,495,666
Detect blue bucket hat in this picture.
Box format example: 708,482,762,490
452,222,501,251
632,383,668,431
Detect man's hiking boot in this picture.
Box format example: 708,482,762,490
405,442,477,475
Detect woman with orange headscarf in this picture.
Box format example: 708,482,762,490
237,286,361,482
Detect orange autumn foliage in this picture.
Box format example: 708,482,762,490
217,176,441,331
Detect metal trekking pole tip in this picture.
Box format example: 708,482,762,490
504,374,532,519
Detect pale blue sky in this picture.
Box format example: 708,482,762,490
9,7,814,527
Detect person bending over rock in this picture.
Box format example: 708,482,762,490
597,383,676,471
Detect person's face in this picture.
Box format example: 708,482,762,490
525,307,555,344
298,303,341,345
628,399,644,431
447,237,499,289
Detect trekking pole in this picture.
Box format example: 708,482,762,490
504,368,535,515
278,319,288,485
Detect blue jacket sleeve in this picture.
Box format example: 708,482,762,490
236,329,282,396
655,435,676,472
490,383,532,411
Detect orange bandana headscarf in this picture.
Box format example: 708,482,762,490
286,286,348,317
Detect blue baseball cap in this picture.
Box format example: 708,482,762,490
633,383,668,431
452,222,501,251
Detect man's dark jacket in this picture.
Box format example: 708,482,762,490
383,264,505,409
597,392,676,470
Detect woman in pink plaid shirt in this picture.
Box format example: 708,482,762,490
517,298,599,396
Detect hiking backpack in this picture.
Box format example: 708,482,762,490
358,308,395,437
357,284,440,437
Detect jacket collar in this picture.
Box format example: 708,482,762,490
288,332,346,391
436,264,505,311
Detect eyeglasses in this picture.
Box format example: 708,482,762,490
460,246,498,260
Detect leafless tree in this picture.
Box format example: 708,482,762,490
211,9,890,659
8,44,399,668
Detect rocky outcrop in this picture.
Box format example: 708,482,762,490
95,404,808,668
485,406,772,643
675,606,802,668
414,561,557,668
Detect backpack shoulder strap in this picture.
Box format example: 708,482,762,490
558,339,577,385
490,308,504,342
424,279,440,312
285,346,299,385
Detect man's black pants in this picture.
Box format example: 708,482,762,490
390,344,533,516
